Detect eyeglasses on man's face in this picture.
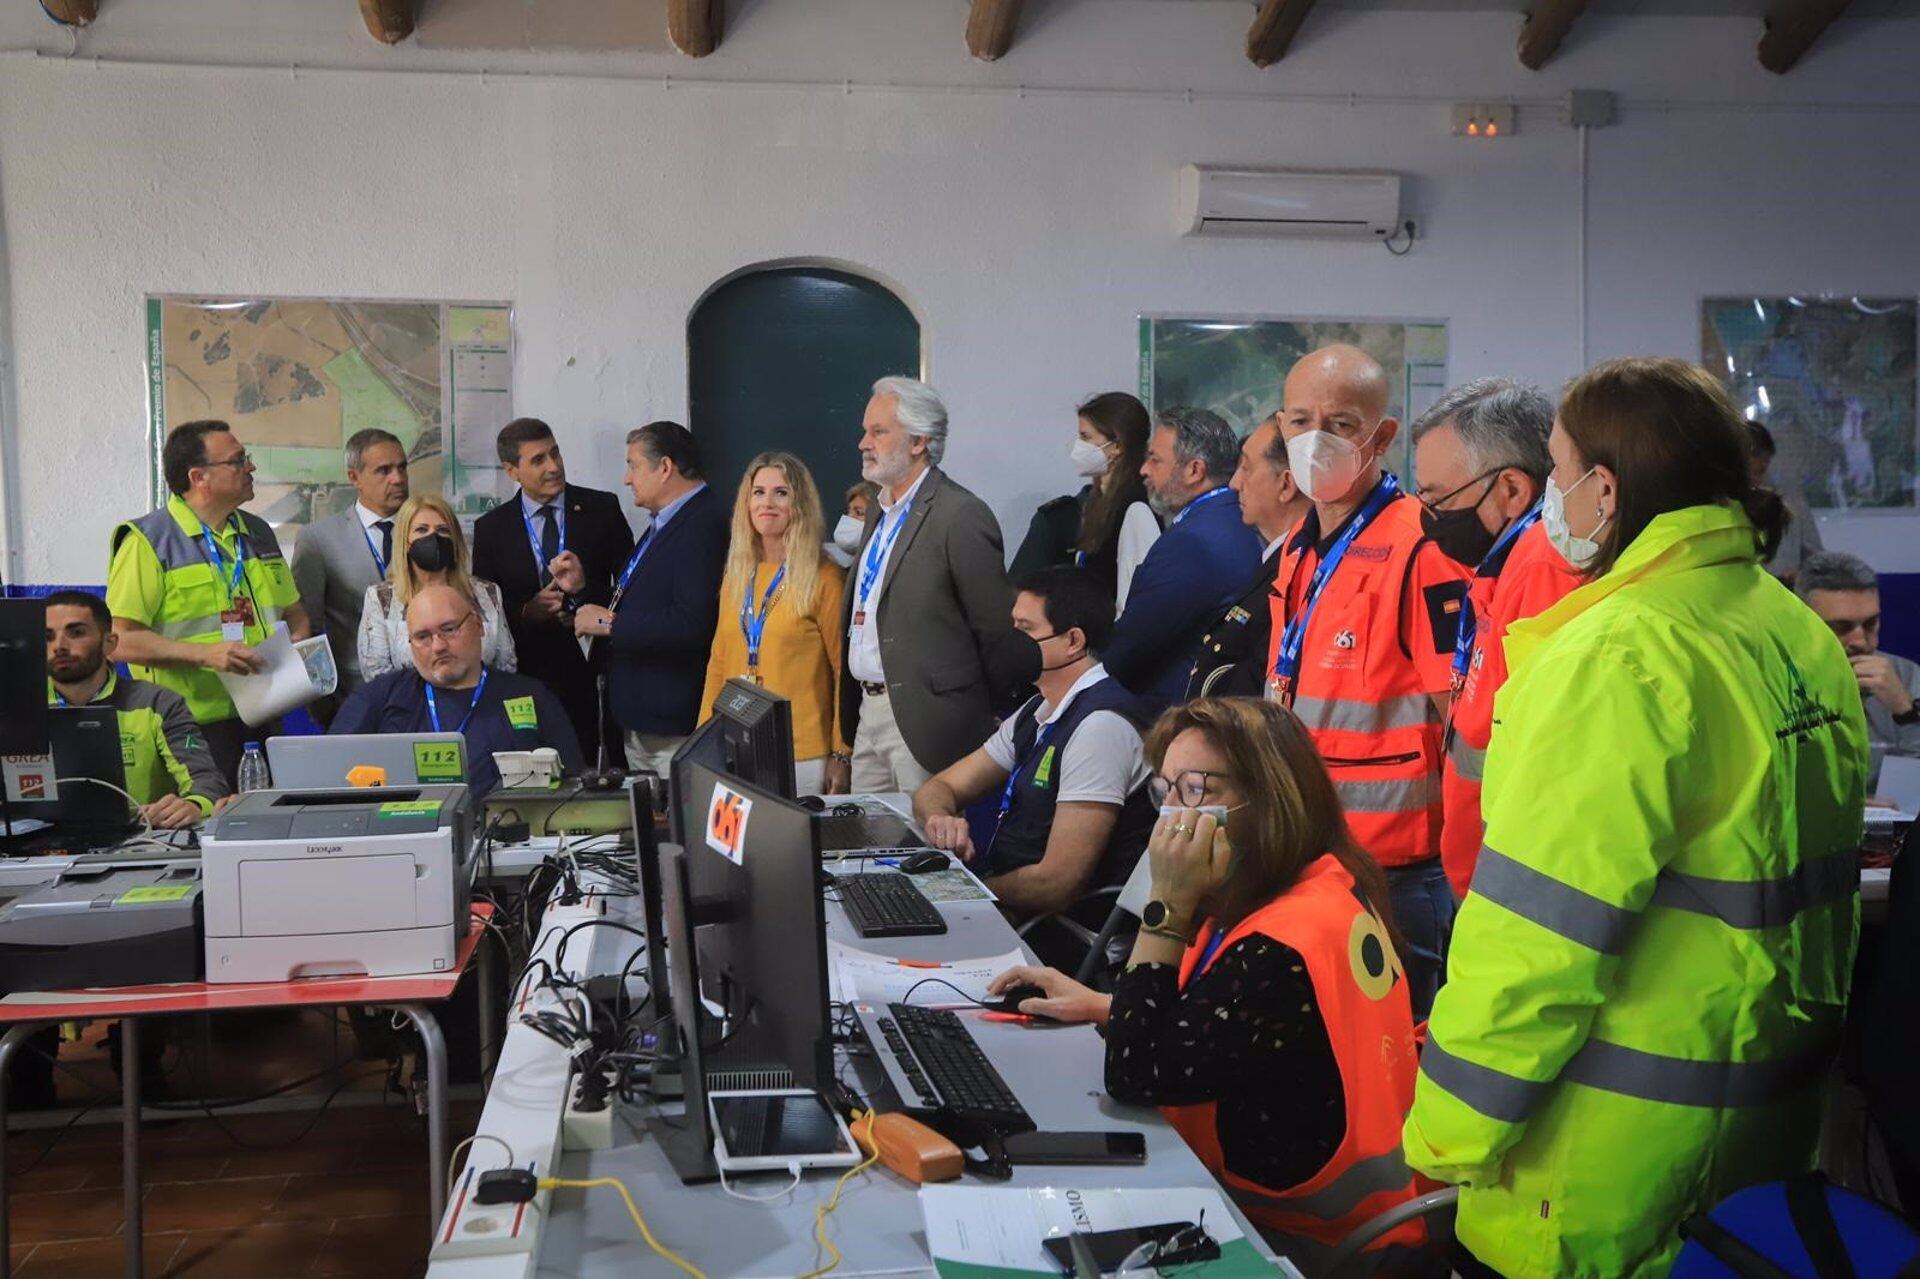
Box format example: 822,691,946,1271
202,449,252,471
409,613,476,648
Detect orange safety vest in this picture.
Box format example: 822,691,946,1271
1161,854,1425,1261
1439,521,1580,898
1265,495,1459,867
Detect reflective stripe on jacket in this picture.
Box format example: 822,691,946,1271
1403,503,1869,1279
1163,854,1424,1263
1439,521,1578,897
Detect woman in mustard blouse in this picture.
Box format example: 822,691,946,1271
701,452,851,795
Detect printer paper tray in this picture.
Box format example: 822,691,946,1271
205,924,456,984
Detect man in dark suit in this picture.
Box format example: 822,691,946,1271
1187,415,1310,699
469,418,633,766
1104,407,1265,708
841,376,1026,792
565,422,729,779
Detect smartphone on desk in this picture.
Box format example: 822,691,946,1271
1001,1130,1147,1166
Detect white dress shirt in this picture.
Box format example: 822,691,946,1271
846,466,932,686
357,502,396,573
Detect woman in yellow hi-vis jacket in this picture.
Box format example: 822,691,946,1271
1403,358,1869,1279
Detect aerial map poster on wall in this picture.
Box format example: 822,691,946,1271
1702,295,1918,510
145,296,516,544
1139,315,1448,479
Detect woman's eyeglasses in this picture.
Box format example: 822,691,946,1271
1148,769,1232,807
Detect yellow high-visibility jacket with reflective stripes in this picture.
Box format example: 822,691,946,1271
1403,503,1868,1279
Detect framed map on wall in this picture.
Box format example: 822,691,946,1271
1138,314,1448,477
145,296,516,544
1702,295,1918,510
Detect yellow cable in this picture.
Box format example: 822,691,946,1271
539,1176,708,1279
796,1111,881,1279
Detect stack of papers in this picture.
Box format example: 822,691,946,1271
920,1185,1295,1278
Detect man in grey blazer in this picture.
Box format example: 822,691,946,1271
291,428,410,719
840,377,1026,792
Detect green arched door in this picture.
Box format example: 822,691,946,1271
688,265,922,511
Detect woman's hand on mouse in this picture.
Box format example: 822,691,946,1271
987,965,1111,1028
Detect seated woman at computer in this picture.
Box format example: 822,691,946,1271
699,452,850,796
330,584,580,797
358,493,518,680
986,698,1426,1272
43,590,229,828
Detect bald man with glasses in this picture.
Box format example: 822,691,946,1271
328,583,583,797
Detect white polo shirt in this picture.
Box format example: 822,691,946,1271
846,466,932,687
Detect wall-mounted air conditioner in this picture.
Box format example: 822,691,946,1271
1178,165,1402,240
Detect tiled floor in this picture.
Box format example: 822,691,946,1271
4,1013,478,1279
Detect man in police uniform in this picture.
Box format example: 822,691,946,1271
108,420,311,784
1266,346,1470,1017
45,591,228,827
329,584,584,798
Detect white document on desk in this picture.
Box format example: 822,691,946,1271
828,940,1024,1007
921,1184,1296,1278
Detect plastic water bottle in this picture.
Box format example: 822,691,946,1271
237,742,271,793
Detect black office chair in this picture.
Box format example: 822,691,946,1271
1013,853,1155,987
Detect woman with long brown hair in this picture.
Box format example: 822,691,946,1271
1009,391,1160,609
989,697,1425,1272
700,451,850,794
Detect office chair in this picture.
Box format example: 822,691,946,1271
1317,1186,1459,1279
1013,852,1156,985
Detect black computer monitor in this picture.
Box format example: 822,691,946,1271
666,678,797,844
0,599,47,757
650,760,832,1185
11,707,135,831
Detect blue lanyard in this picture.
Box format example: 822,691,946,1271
1270,475,1401,697
1450,505,1543,681
608,527,656,614
424,667,489,735
198,517,249,604
1171,485,1231,527
521,502,564,580
1196,928,1228,973
739,564,786,668
361,521,388,578
995,717,1058,822
857,496,915,608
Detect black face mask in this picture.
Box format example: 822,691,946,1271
407,533,457,574
1419,473,1501,567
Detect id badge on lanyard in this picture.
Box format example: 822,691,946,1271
202,519,254,642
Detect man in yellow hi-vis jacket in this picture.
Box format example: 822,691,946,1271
1406,488,1868,1273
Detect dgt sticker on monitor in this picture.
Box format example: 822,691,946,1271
706,781,753,865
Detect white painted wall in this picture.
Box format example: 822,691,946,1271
2,0,1918,585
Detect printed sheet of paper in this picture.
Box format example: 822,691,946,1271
828,940,1025,1008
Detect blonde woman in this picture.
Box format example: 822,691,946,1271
701,452,850,794
357,493,517,679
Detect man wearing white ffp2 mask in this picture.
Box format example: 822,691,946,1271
1265,344,1470,1019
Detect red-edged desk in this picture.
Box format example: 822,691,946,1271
0,903,493,1279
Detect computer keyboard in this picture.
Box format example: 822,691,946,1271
836,872,947,938
815,811,919,851
856,1002,1034,1134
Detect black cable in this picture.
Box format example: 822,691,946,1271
1384,218,1417,256
551,918,649,977
541,782,592,836
6,1100,103,1179
900,977,993,1008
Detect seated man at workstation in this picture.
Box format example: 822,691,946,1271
912,568,1155,943
328,583,583,798
1798,550,1920,794
44,590,230,828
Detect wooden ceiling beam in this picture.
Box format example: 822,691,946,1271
1758,0,1853,73
357,0,415,45
1246,0,1319,68
966,0,1023,62
38,0,98,25
1517,0,1587,70
668,0,724,58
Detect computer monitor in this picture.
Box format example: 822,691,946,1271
11,707,135,830
650,760,832,1185
0,599,47,757
666,679,798,845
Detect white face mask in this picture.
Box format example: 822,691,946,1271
832,514,864,553
1158,803,1246,830
1285,424,1380,503
1542,467,1609,570
1069,438,1111,478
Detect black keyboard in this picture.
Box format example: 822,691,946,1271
815,812,918,851
836,872,947,938
873,1004,1033,1133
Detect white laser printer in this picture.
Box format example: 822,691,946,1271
200,785,476,983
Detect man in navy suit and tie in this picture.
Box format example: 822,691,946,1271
564,421,729,778
470,418,634,764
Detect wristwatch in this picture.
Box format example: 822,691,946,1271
1140,899,1193,944
1895,703,1920,726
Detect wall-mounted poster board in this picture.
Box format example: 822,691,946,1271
1139,314,1448,478
145,296,515,544
1702,295,1918,510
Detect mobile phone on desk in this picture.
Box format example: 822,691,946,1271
1001,1130,1147,1166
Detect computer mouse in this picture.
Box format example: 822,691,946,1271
898,851,949,874
984,983,1054,1019
797,794,827,813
